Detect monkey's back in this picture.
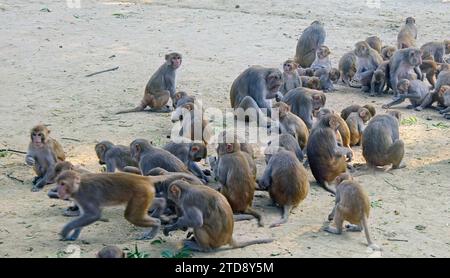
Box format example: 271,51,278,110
218,151,255,212
338,52,357,76
49,137,66,162
191,186,234,248
307,127,346,184
362,115,399,166
281,88,313,128
337,181,370,224
145,63,168,94
269,150,309,207
140,148,187,175
229,66,265,108
295,23,326,68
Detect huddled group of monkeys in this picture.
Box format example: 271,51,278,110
23,17,450,257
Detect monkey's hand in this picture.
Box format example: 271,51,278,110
275,92,283,102
414,106,424,111
163,224,176,236
25,156,35,166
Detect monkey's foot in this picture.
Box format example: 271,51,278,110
391,163,406,170
31,185,44,192
63,206,80,217
345,224,362,232
324,226,341,234
414,106,424,111
138,227,160,240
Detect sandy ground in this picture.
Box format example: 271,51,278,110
0,0,449,258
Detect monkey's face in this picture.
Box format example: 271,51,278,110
283,61,297,73
311,93,325,111
308,78,321,90
56,171,80,200
273,102,289,117
397,80,410,94
266,70,283,93
317,46,330,59
30,127,48,147
408,50,422,66
189,144,207,162
329,69,340,82
170,54,182,69
359,109,371,123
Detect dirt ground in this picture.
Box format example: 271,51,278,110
0,0,449,258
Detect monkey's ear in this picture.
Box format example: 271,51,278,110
169,184,181,200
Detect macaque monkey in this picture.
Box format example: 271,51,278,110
294,21,326,68
300,76,321,90
280,59,302,95
116,52,182,114
311,45,332,71
397,17,417,49
258,148,309,227
381,45,396,61
338,51,357,86
316,108,351,150
173,91,196,108
419,60,437,88
346,108,371,146
420,40,450,63
325,173,381,251
354,41,383,93
273,102,309,149
389,48,423,96
56,170,164,241
25,125,65,192
341,104,376,120
97,246,125,258
163,180,273,252
365,36,382,54
95,141,138,172
382,79,429,109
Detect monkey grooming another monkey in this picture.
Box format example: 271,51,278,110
97,246,125,258
420,40,450,63
294,21,326,68
280,59,302,95
389,48,423,96
266,133,304,162
258,148,309,227
56,170,164,241
346,108,370,146
172,91,196,109
419,60,438,88
116,52,182,114
382,79,429,109
300,76,321,90
273,102,309,149
25,125,65,192
341,104,376,121
338,51,357,86
163,180,273,252
163,141,209,184
362,111,404,169
314,68,339,92
310,45,332,71
415,85,450,114
316,108,351,151
307,114,352,194
95,141,138,172
354,41,383,93
397,17,417,49
325,173,381,251
365,36,382,54
370,61,390,96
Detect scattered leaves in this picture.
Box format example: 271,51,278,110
415,225,426,231
371,199,383,208
432,122,450,129
401,116,417,126
40,8,51,12
161,247,192,258
151,237,166,245
126,244,149,258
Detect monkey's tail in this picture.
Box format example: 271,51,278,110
115,106,145,114
233,214,255,222
321,181,336,195
361,216,373,246
229,238,274,249
244,207,264,227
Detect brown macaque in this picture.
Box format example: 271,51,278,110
389,48,423,96
397,17,417,49
420,40,450,63
311,45,332,71
297,67,315,77
381,45,396,61
173,91,195,108
431,65,450,95
365,36,382,54
97,246,125,258
56,171,165,241
370,61,391,96
130,139,189,175
341,104,376,120
382,79,429,109
25,125,65,192
116,52,182,114
163,141,209,184
416,85,450,114
338,51,357,86
282,87,326,129
300,76,321,90
354,41,383,93
95,141,138,173
419,60,437,88
280,59,302,95
316,108,351,150
362,112,404,169
266,133,304,162
314,68,339,92
215,141,263,226
346,108,370,146
273,102,309,149
170,102,213,145
294,21,326,68
230,66,283,122
258,148,309,227
163,180,273,251
306,114,352,194
325,173,381,251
